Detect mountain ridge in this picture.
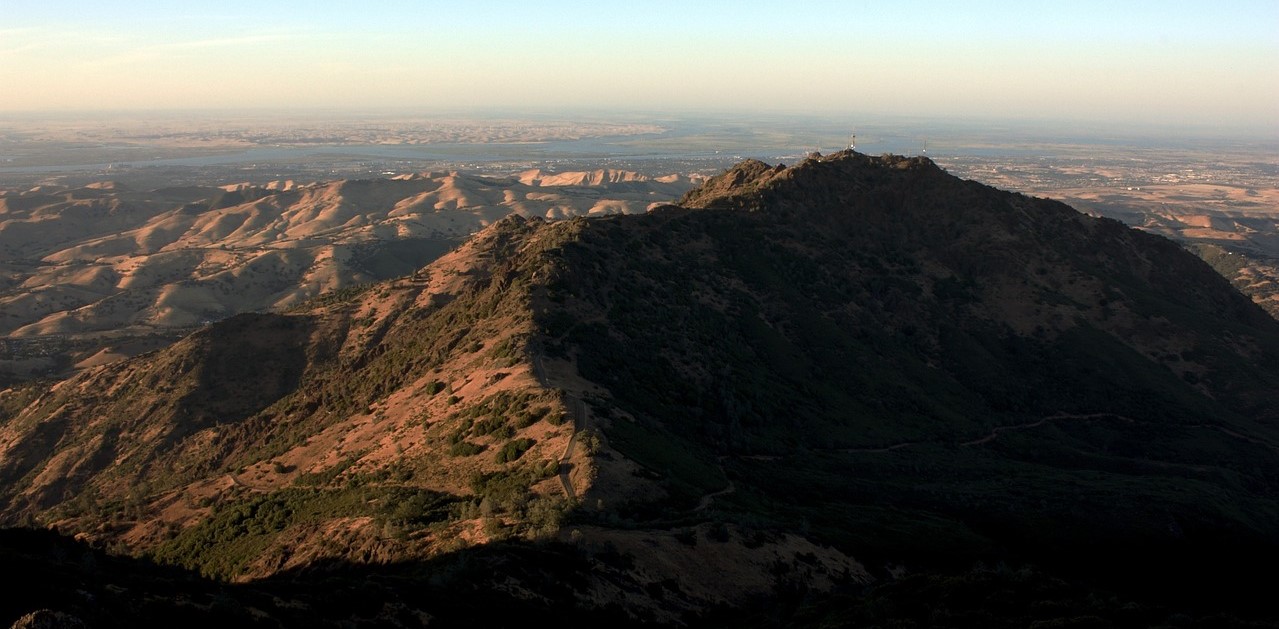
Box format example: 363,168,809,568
3,151,1279,626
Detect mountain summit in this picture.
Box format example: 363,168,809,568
4,151,1279,627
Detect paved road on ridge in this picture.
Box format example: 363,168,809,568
530,350,583,502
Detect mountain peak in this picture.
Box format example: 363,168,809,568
680,150,944,211
677,158,785,208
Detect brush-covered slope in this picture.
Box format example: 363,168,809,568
0,220,584,571
4,151,1279,627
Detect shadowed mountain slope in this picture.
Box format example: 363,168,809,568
539,150,1279,552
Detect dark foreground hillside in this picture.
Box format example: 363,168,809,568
4,151,1279,627
5,525,1276,628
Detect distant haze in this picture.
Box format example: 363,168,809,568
1,1,1277,133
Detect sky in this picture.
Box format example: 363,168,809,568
2,1,1277,133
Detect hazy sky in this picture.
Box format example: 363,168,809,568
2,1,1276,132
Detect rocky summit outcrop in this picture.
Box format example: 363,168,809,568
3,151,1279,627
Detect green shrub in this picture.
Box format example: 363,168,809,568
151,486,452,578
535,458,560,478
514,406,550,428
449,441,486,457
473,415,506,436
495,438,536,464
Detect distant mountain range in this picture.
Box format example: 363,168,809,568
3,151,1278,627
0,170,702,381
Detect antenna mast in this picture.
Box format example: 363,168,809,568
849,130,856,151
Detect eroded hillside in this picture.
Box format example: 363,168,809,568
0,170,702,382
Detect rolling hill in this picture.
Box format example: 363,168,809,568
0,169,701,382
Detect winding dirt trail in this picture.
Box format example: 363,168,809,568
834,412,1137,455
695,474,735,512
959,412,1132,447
842,441,922,454
1190,424,1279,453
226,473,267,493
